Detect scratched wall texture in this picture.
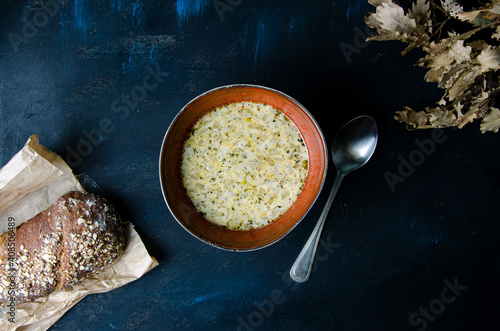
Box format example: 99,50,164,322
1,0,499,330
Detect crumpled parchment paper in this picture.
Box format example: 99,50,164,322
0,135,159,330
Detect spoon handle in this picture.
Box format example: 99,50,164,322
290,171,345,283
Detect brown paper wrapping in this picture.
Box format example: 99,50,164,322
0,135,159,330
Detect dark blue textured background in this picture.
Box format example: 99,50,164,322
1,0,499,330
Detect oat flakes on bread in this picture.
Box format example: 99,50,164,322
0,191,125,306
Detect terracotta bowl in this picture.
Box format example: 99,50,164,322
159,84,327,251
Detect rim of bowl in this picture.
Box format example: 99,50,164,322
159,84,328,251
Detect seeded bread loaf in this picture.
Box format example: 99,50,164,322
0,191,125,306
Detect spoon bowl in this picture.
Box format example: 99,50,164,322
290,115,378,282
332,116,378,174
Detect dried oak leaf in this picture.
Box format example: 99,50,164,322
410,0,431,26
419,38,472,86
480,106,500,132
395,106,431,130
477,45,500,72
366,0,430,53
365,0,416,37
446,64,482,101
492,25,500,39
456,1,500,25
428,106,458,127
395,105,457,130
456,91,491,128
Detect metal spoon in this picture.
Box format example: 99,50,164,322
290,115,378,283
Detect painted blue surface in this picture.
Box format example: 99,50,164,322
131,0,146,28
0,0,499,330
73,0,88,41
176,0,211,27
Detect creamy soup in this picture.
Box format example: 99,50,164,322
180,101,308,230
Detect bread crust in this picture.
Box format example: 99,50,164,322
0,191,125,306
